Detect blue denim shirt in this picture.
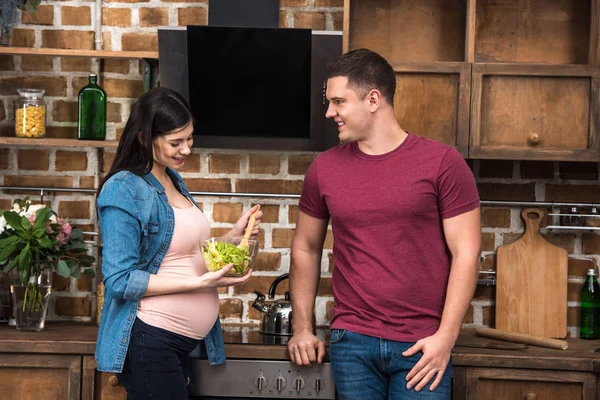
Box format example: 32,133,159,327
95,168,226,373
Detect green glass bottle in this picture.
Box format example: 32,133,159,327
78,73,106,140
580,268,600,339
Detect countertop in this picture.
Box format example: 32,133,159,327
1,322,599,372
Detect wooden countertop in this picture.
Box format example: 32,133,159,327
1,323,599,372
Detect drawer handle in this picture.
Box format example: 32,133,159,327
525,393,537,400
528,133,541,145
108,375,119,386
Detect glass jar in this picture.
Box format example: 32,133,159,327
15,89,46,138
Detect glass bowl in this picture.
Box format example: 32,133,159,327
201,236,259,277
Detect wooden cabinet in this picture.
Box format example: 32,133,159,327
453,367,597,400
345,0,600,161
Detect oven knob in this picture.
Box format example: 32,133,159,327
254,375,267,391
293,377,305,392
276,376,286,392
313,378,323,393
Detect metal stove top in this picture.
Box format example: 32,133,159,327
220,325,331,346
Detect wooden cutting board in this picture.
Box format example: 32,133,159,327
495,208,568,338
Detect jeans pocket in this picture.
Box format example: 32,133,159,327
329,329,346,344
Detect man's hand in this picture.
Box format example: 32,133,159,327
402,332,454,392
288,330,325,366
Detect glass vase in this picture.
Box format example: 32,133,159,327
10,269,53,331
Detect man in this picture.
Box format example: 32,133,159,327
287,49,481,399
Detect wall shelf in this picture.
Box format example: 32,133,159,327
0,137,118,148
0,47,158,60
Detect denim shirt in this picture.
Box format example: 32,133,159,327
95,168,226,373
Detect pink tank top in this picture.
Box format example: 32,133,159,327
137,204,219,340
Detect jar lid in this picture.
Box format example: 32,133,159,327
17,88,45,98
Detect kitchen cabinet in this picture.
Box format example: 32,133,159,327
344,0,600,161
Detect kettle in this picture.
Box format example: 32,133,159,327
252,273,293,336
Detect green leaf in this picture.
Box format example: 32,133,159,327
20,216,32,230
33,207,49,231
38,238,54,248
83,268,96,279
56,260,70,278
34,247,40,271
6,257,19,272
3,212,25,232
70,228,83,241
0,242,18,263
33,226,46,238
0,235,20,247
71,268,81,279
76,254,96,266
18,243,30,274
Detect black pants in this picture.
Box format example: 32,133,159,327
118,317,199,400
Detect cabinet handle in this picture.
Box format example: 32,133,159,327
525,393,537,400
108,375,119,386
528,133,541,145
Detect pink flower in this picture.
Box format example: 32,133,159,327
56,221,72,246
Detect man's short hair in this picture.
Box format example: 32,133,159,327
326,48,396,106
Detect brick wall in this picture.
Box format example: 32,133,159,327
1,1,599,338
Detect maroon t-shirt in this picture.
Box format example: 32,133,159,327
299,134,480,342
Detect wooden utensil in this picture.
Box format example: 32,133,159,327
239,205,260,248
495,208,568,338
475,327,568,350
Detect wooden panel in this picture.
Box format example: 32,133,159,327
465,367,596,400
480,75,589,149
0,354,81,400
0,322,98,354
475,0,591,64
0,47,158,60
82,356,127,400
394,73,460,147
347,0,467,62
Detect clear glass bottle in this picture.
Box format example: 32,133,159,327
580,268,600,339
78,73,106,140
14,89,46,138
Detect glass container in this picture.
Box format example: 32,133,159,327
14,89,46,138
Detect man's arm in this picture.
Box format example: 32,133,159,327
288,210,329,365
403,207,481,391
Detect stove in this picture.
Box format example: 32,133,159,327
188,326,336,399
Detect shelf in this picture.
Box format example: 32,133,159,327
0,47,158,60
546,225,600,231
0,137,118,148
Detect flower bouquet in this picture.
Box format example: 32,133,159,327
0,198,96,330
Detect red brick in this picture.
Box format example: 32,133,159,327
316,0,343,5
21,55,53,71
102,8,131,27
186,178,231,192
568,258,597,278
568,282,584,302
0,101,5,121
289,205,299,224
45,126,77,139
545,185,600,203
179,153,201,173
462,305,474,324
102,32,112,50
279,11,289,28
236,179,303,195
107,103,121,123
328,252,335,273
0,76,67,97
77,274,93,291
42,30,94,49
567,306,580,329
52,100,77,122
288,155,315,175
10,29,35,47
253,252,282,272
55,296,91,317
219,299,242,320
21,5,54,25
473,285,495,301
582,235,600,254
332,12,343,31
259,205,279,223
103,78,144,98
272,228,295,248
520,161,554,179
103,152,116,173
55,151,88,171
58,200,91,219
121,33,158,51
105,0,149,2
178,8,207,25
103,59,130,74
558,162,598,180
60,58,91,72
482,305,495,326
212,203,242,223
61,6,91,26
281,0,307,5
0,55,15,71
0,149,9,169
17,149,49,170
481,208,510,228
52,274,70,291
479,160,513,178
477,183,535,201
140,8,169,26
80,176,95,189
209,154,240,173
481,232,495,251
248,155,279,175
295,12,326,29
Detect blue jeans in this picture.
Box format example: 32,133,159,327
329,329,452,400
117,318,199,400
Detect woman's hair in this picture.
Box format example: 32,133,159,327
97,87,194,195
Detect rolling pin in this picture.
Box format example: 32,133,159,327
475,327,568,350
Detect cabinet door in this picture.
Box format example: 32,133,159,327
81,356,127,400
0,354,81,400
470,64,600,161
463,367,596,400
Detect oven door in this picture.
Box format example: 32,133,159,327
188,359,336,399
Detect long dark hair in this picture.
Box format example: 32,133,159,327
98,87,194,196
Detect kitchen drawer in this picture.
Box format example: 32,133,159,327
456,367,596,400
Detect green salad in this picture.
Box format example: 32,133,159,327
202,239,251,274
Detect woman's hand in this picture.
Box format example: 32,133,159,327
199,264,252,288
228,204,262,238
